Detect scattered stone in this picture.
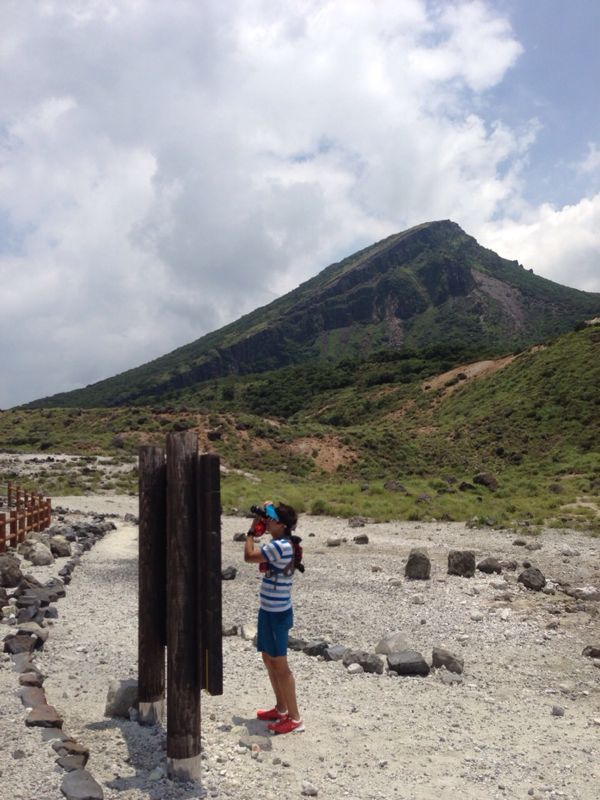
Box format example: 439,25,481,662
470,612,484,622
288,636,307,651
560,545,580,557
473,473,498,491
405,548,431,580
240,624,257,641
221,566,237,580
564,586,600,601
233,532,247,542
375,632,409,655
346,663,363,675
301,780,319,796
326,538,342,547
513,539,527,547
239,734,272,751
383,480,406,493
431,647,464,674
551,705,565,717
439,670,463,686
342,650,384,674
447,550,476,578
49,536,72,558
104,679,138,718
582,645,600,659
27,543,55,566
0,554,23,587
324,645,349,662
60,768,104,800
525,541,542,552
25,704,63,728
303,640,329,657
222,624,238,636
518,567,546,592
348,517,367,528
477,557,502,574
352,533,369,545
387,650,430,677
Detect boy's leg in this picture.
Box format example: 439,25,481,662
270,655,300,721
261,652,287,712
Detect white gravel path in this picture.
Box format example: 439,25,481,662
1,496,599,800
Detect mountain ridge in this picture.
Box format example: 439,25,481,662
25,219,600,408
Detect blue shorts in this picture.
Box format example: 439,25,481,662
256,607,294,657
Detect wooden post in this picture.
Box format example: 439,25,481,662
0,513,5,554
166,432,201,782
9,509,17,547
197,453,223,695
138,446,167,726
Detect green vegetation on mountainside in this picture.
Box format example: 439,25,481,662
2,325,598,531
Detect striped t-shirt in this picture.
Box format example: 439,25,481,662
259,537,294,612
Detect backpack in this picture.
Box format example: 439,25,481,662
259,535,304,576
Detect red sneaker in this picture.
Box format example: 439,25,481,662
256,707,287,722
268,716,305,735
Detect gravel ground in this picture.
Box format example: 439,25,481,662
1,495,599,800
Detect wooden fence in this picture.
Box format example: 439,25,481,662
0,482,52,553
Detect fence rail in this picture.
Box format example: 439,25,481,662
0,482,52,554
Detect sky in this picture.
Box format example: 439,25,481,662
1,0,599,408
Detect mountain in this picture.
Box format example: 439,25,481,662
25,220,600,408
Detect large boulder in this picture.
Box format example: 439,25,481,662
303,640,329,657
60,769,103,800
405,548,431,580
447,550,476,578
342,650,384,674
387,650,430,677
518,567,546,591
473,473,498,491
0,554,23,587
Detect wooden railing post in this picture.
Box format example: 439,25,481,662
166,432,201,782
9,509,17,548
138,446,167,726
0,513,5,554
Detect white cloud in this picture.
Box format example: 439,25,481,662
0,0,596,408
576,142,600,175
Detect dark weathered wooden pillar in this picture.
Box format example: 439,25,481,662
197,453,223,695
138,445,167,725
166,432,201,781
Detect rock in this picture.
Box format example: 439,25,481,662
518,567,546,592
301,780,319,796
104,679,138,718
582,645,600,659
477,557,502,574
240,624,257,641
564,586,600,601
559,545,580,557
19,686,47,708
342,650,384,674
513,538,527,546
431,647,464,675
387,650,430,677
239,734,272,751
52,740,90,766
233,532,247,542
326,538,342,547
27,543,54,566
348,517,367,528
405,548,431,580
288,636,307,651
19,671,44,688
499,559,518,571
473,472,498,491
123,513,139,525
525,541,542,552
222,624,238,636
346,663,364,675
352,533,369,544
383,480,406,493
0,554,23,587
303,640,329,657
25,704,63,728
459,482,476,491
60,769,104,800
50,536,72,558
447,550,476,578
551,705,565,717
324,645,349,662
3,634,41,655
375,632,409,655
470,612,484,622
439,670,463,686
221,566,237,580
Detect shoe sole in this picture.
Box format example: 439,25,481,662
269,723,305,735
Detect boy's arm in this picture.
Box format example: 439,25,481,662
244,528,268,564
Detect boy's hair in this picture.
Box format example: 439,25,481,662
275,502,298,536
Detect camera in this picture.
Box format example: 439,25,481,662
250,504,268,518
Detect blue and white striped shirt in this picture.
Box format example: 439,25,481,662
259,538,294,612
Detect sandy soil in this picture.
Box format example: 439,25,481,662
1,496,599,800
